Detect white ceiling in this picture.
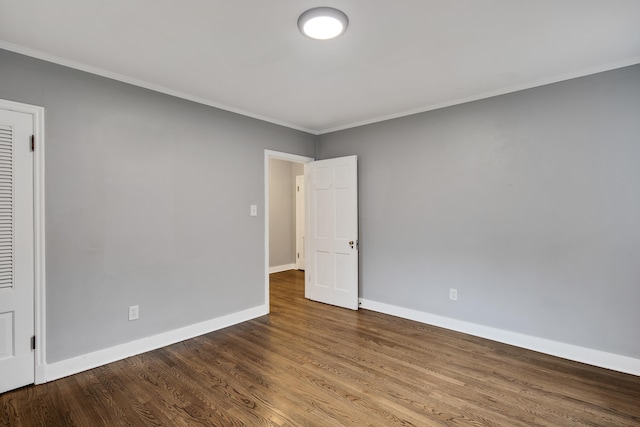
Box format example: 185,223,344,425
1,0,639,134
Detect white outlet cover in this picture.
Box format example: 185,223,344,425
128,305,139,321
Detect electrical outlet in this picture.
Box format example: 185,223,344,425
128,305,139,321
449,288,458,301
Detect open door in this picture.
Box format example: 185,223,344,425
305,156,358,310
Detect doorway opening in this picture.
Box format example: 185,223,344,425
264,150,313,310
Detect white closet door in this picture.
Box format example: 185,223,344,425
0,108,34,393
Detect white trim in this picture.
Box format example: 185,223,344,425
0,41,317,135
359,298,640,377
45,304,268,382
264,150,314,311
0,99,47,384
269,264,297,274
265,150,314,163
319,55,640,134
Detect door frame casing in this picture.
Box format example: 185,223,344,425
264,150,313,309
295,175,305,271
0,99,46,384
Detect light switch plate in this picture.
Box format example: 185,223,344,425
250,205,258,216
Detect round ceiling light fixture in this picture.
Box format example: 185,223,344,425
298,7,349,40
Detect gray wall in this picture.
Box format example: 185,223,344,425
2,45,638,364
318,65,640,358
0,49,315,363
268,159,304,268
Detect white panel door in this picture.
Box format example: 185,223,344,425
305,156,358,310
295,175,305,270
0,109,34,393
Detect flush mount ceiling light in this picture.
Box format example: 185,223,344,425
298,7,349,40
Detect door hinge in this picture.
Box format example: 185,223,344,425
31,336,36,350
297,186,300,192
297,252,299,259
31,135,35,152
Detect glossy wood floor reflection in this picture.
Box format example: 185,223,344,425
2,270,640,426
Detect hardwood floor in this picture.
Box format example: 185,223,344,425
2,270,639,426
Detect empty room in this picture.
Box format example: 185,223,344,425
1,1,639,426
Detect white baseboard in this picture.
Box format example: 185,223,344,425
359,298,640,377
45,304,268,382
269,264,297,274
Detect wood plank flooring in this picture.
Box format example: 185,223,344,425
2,269,639,426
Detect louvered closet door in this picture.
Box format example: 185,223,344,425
0,108,34,394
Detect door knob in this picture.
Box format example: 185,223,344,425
349,240,354,248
